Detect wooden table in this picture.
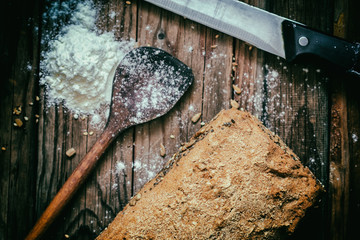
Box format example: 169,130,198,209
1,0,359,239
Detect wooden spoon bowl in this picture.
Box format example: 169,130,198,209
109,46,193,131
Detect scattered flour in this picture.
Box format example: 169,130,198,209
111,47,192,125
40,0,134,127
115,161,126,173
133,160,142,170
352,133,358,143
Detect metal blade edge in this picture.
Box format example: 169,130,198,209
144,0,287,59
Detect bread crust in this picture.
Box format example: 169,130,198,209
97,108,323,239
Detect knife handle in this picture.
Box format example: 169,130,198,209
282,20,360,75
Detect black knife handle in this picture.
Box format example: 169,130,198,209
282,20,360,75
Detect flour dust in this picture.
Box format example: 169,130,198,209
40,0,134,128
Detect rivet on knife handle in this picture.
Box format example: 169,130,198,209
282,20,360,75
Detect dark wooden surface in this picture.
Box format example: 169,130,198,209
1,0,360,239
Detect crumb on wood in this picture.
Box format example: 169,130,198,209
160,143,166,157
230,99,240,109
66,148,76,158
13,106,22,115
232,84,241,94
14,118,23,127
191,113,202,123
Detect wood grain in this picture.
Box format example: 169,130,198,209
0,0,40,239
234,1,331,239
1,0,360,239
329,0,360,239
265,1,332,239
36,1,138,239
133,0,208,194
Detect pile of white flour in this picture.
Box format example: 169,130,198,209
40,0,134,126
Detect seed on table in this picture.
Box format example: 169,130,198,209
66,148,76,158
13,106,21,115
135,194,142,201
14,118,23,127
232,84,242,94
160,143,166,157
191,113,202,123
230,99,240,109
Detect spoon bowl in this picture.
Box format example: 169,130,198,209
109,47,193,131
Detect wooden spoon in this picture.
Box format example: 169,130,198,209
25,47,194,240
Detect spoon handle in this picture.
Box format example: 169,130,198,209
25,126,118,240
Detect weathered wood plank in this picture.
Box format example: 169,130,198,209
329,78,350,240
233,40,265,117
175,21,207,143
264,1,332,238
134,1,233,195
133,1,207,194
234,1,331,239
233,1,266,117
202,30,233,121
36,0,138,238
346,83,360,240
35,2,82,238
2,0,360,239
94,2,139,218
81,0,137,237
329,0,360,239
134,2,181,193
0,48,13,240
0,0,41,239
346,1,360,236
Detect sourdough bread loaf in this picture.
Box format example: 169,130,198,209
97,108,323,239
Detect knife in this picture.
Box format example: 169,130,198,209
144,0,360,75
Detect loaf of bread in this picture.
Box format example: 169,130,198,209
97,108,323,239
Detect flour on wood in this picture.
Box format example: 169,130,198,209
40,0,134,127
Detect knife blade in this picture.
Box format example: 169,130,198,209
144,0,360,75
